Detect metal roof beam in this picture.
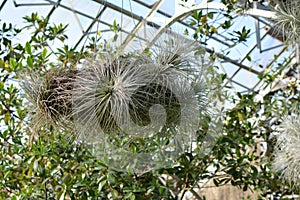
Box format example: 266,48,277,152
204,47,261,75
121,0,166,49
91,0,161,28
146,1,276,49
252,45,288,91
73,6,107,49
224,24,272,87
13,0,55,7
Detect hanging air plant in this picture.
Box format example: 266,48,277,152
21,30,220,172
272,111,300,189
71,32,209,138
71,54,188,137
272,0,300,44
71,54,148,135
69,32,215,173
22,68,78,130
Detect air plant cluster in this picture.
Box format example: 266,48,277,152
22,32,220,172
22,32,216,172
72,55,184,137
22,68,78,131
272,111,300,189
272,0,300,44
24,35,209,134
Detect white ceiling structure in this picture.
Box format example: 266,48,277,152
0,0,297,94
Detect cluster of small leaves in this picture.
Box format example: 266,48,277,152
0,21,28,199
186,1,300,197
0,14,207,200
229,26,251,43
1,9,300,200
22,13,88,69
188,1,251,46
2,130,182,199
189,10,219,41
271,0,300,45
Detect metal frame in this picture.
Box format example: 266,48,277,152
7,0,296,94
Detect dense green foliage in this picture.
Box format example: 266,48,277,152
1,1,300,199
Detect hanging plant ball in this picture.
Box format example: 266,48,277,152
22,68,78,129
272,112,300,189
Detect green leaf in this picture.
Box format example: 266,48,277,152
130,195,136,200
243,184,248,191
111,189,119,199
11,195,17,200
198,10,203,20
27,57,33,67
42,48,47,59
220,73,227,81
113,34,118,42
251,166,258,178
25,42,32,55
213,179,219,187
125,192,134,199
184,28,189,35
4,112,10,124
0,59,5,68
189,20,197,26
238,112,244,121
0,82,4,90
192,11,199,20
4,171,12,179
208,12,214,19
111,20,119,32
59,190,66,200
98,180,107,192
211,26,218,34
107,173,116,185
9,58,17,70
222,20,231,29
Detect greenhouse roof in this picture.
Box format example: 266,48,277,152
0,0,297,94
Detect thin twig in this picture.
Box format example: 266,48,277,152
190,188,203,200
44,180,48,200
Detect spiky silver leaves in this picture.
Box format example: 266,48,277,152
70,34,214,173
22,32,220,173
273,0,300,44
272,112,300,189
22,68,78,131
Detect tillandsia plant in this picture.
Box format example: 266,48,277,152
22,68,78,131
71,54,152,136
20,26,218,173
272,111,300,189
72,33,209,137
69,31,216,172
272,0,300,44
